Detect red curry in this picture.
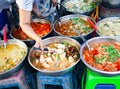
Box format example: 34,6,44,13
12,22,50,40
83,42,120,72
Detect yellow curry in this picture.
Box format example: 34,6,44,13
0,44,26,73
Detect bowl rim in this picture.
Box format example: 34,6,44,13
80,36,120,76
61,0,100,14
53,14,96,37
0,39,28,76
10,18,53,41
96,16,120,37
28,36,81,74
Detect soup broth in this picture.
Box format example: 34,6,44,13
31,41,80,71
0,44,26,73
55,17,93,36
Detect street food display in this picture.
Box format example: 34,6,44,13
1,1,120,88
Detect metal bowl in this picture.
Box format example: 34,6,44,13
53,14,96,44
28,36,81,76
96,17,120,40
80,36,120,76
60,0,101,15
0,39,27,79
10,18,52,47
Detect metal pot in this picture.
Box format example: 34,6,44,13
53,14,97,44
99,5,120,18
28,36,81,76
0,39,27,79
102,0,120,8
10,18,52,47
80,36,120,76
58,0,101,15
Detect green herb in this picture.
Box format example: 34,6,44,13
57,54,60,60
95,55,106,64
61,41,71,47
6,58,10,64
103,23,109,27
90,3,96,8
102,45,120,62
71,18,79,25
31,58,36,62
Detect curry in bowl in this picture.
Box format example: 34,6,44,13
30,41,80,71
82,40,120,72
11,22,51,40
80,36,120,75
0,43,26,73
55,16,94,36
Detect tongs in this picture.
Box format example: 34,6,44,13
33,47,55,53
3,25,7,48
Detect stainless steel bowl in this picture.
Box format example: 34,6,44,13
53,14,96,44
60,0,101,15
80,36,120,76
96,17,120,40
10,18,52,47
0,39,27,79
28,36,81,76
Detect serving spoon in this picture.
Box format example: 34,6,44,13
75,29,98,56
75,29,91,51
85,17,98,37
3,25,7,49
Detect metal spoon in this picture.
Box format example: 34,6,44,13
75,29,91,51
75,29,98,56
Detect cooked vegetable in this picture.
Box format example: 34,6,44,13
63,0,98,13
97,18,120,37
83,42,120,71
55,17,93,36
31,41,80,71
0,44,26,73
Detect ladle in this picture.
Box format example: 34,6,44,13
3,25,7,48
86,18,97,30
